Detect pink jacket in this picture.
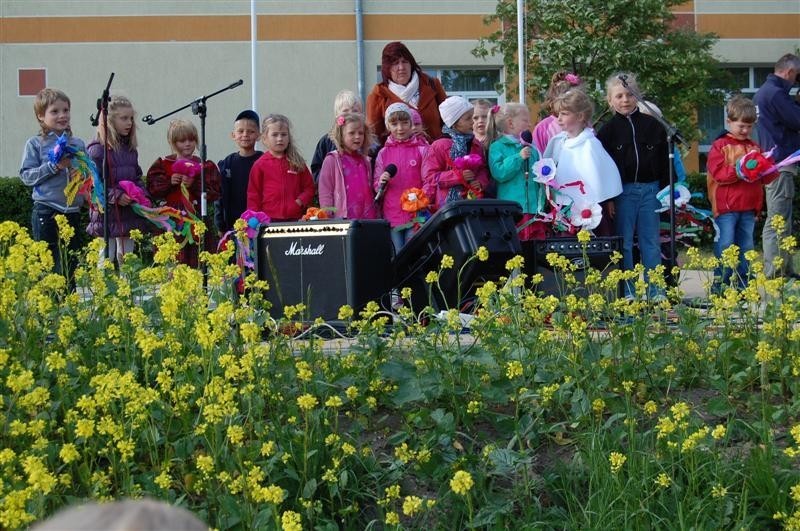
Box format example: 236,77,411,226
533,115,561,154
318,150,377,219
422,136,489,211
374,135,429,227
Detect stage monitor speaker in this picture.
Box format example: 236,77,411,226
522,236,622,298
256,220,393,321
393,200,522,311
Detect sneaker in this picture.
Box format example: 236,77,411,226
390,291,403,311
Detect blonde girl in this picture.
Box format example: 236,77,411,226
318,113,378,219
247,114,315,221
487,103,544,240
86,95,151,266
311,89,364,181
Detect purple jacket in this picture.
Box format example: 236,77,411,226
86,139,152,237
374,135,429,227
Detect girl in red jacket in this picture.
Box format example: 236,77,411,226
706,95,777,290
246,114,315,222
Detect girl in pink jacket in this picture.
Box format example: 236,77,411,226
374,102,429,251
422,96,489,211
318,113,378,220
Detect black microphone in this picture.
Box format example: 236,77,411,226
520,130,533,176
374,163,398,202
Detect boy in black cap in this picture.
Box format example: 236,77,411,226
215,110,263,234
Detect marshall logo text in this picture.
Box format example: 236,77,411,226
285,242,325,256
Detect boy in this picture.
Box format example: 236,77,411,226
215,110,262,234
706,95,777,289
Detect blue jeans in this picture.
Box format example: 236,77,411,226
714,210,755,288
615,181,662,297
31,203,81,281
391,227,413,254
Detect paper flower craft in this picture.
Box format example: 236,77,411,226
452,154,485,199
240,209,271,239
533,158,557,184
118,180,151,207
656,183,691,212
735,150,775,183
115,180,201,245
301,207,331,221
401,187,430,213
49,133,103,211
570,202,602,230
172,159,202,178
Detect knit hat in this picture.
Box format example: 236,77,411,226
385,102,412,124
235,109,260,125
438,96,473,128
409,108,422,126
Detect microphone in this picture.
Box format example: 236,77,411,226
618,74,629,86
374,163,398,202
520,130,533,176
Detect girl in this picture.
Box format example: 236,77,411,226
596,72,669,299
147,119,221,267
318,113,378,219
533,71,582,154
543,89,622,236
422,96,489,211
374,102,429,250
86,95,151,267
310,90,363,182
19,88,86,279
247,114,315,221
487,103,545,240
472,99,492,146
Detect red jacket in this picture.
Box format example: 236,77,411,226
147,155,221,215
706,133,777,217
367,73,448,144
246,152,315,221
422,136,489,212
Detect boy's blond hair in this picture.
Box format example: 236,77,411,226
726,94,757,123
104,95,138,150
605,72,641,104
333,90,363,116
34,88,71,136
261,114,308,172
328,112,375,156
167,119,198,154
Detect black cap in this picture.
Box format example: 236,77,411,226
235,110,260,124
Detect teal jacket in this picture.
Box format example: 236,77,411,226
488,135,542,214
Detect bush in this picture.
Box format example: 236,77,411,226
0,177,33,229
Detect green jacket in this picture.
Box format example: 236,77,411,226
488,135,543,214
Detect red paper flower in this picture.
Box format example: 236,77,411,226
302,207,330,221
401,188,430,213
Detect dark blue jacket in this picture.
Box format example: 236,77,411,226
754,74,800,161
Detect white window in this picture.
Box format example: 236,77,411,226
377,66,505,104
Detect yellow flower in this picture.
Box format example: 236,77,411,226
450,470,474,495
297,393,318,411
476,246,489,261
227,425,245,446
711,424,727,440
643,400,658,415
260,484,285,504
441,254,454,269
196,455,214,475
59,443,80,464
281,510,302,531
403,495,423,516
54,214,75,243
338,305,354,320
325,395,343,408
425,271,439,284
711,483,727,498
592,398,605,415
655,473,671,488
155,470,171,490
506,360,523,380
608,452,626,474
75,418,95,439
577,229,591,244
345,386,359,400
385,511,400,526
260,441,276,457
129,229,143,242
394,442,415,464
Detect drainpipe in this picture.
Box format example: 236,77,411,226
517,0,525,104
251,0,257,110
355,0,366,104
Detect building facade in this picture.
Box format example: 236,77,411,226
1,0,798,177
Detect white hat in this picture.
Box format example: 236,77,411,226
438,96,473,128
385,102,413,124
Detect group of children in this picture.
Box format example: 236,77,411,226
20,74,769,295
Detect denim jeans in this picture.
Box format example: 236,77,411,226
615,181,662,297
391,227,413,255
714,210,755,288
762,166,797,277
31,203,81,281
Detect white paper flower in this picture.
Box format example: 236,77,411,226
570,202,602,230
533,158,557,184
656,184,691,212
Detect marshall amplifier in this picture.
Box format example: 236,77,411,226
522,236,622,298
256,219,393,321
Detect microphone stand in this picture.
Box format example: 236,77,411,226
142,80,243,284
618,77,686,279
90,72,114,261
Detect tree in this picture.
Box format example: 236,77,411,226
473,0,724,138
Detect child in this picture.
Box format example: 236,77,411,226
533,71,582,154
374,102,429,250
596,72,669,299
486,102,544,240
215,110,263,234
543,89,622,236
86,95,152,266
247,114,315,221
311,90,363,182
706,95,776,289
318,113,377,219
409,108,427,141
147,119,221,267
422,96,489,211
472,99,492,145
19,88,86,279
